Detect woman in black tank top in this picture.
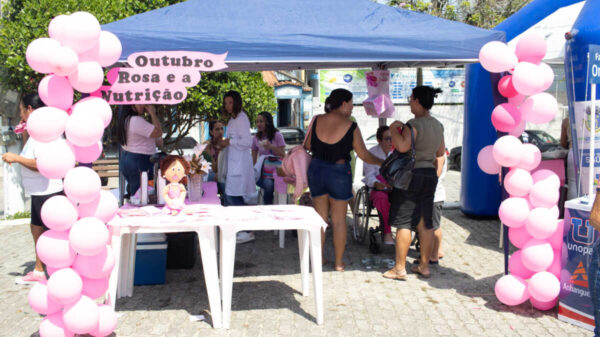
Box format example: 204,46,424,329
305,89,383,271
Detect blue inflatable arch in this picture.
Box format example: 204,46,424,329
461,0,584,216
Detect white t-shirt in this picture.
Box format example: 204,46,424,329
434,154,447,203
122,116,157,155
20,138,64,196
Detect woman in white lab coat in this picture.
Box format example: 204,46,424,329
218,90,256,243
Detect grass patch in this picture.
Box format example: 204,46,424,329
3,211,31,220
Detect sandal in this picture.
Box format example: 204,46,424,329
383,268,407,280
410,264,431,278
335,264,345,272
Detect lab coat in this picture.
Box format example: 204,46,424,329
225,111,256,196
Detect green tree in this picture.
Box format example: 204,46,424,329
387,0,531,29
0,0,276,151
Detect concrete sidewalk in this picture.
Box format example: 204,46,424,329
0,171,588,337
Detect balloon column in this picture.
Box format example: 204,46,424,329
478,34,564,311
25,12,121,337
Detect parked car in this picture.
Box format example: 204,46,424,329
448,129,562,171
278,127,306,152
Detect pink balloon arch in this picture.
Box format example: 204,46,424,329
478,33,563,310
25,11,121,336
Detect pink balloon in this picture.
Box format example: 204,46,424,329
512,62,545,96
528,271,560,302
548,220,566,250
49,46,79,76
47,268,82,304
29,282,63,315
48,15,69,41
509,250,535,280
78,190,119,223
46,265,59,277
515,33,547,64
491,103,521,132
538,63,554,92
499,197,530,228
38,75,74,111
493,135,523,167
72,96,113,128
68,61,104,93
89,304,118,337
479,41,518,73
509,226,533,249
64,166,101,203
65,110,104,147
26,107,69,143
494,274,529,306
509,119,526,137
477,145,501,175
508,94,526,107
522,239,554,272
532,169,560,188
72,246,115,279
525,207,558,239
60,12,101,54
520,93,559,124
530,297,558,311
36,140,76,179
546,250,562,278
36,230,76,269
25,38,61,74
41,195,78,231
498,75,518,98
81,276,109,300
69,217,109,256
549,205,560,219
63,295,100,334
530,181,559,208
515,144,541,171
504,168,533,197
69,140,103,164
39,312,74,337
97,31,122,67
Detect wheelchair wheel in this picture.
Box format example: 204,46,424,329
352,186,370,243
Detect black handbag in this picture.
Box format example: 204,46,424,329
379,123,416,190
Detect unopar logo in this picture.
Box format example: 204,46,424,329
570,261,589,288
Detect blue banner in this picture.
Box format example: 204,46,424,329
559,206,597,330
588,45,600,84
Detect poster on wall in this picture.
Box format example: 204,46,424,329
571,100,600,196
319,68,465,104
319,69,368,103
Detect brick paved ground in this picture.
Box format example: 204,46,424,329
0,171,589,336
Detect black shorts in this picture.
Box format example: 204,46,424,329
31,191,64,229
432,201,443,230
389,168,438,230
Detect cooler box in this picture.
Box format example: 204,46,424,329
134,233,167,285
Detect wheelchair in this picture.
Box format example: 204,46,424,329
352,185,420,254
351,185,387,254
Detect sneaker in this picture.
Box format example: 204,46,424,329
236,231,255,244
15,271,46,285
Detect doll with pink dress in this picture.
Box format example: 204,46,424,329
160,155,191,215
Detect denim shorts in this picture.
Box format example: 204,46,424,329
307,158,353,201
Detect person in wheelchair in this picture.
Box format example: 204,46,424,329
362,125,394,245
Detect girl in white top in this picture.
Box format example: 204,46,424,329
2,93,64,284
218,90,256,243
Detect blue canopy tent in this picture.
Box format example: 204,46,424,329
102,0,504,71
